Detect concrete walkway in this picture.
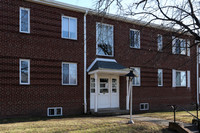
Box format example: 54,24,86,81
116,115,199,133
117,115,173,126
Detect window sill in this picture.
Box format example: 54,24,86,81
61,37,77,41
175,86,187,87
20,83,30,85
132,85,140,87
130,46,140,49
96,54,114,57
19,31,30,34
62,84,78,86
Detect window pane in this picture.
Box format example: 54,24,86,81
130,30,140,48
49,109,55,116
158,69,162,86
62,17,69,38
181,71,186,86
130,30,134,47
180,40,186,55
176,72,181,86
69,64,77,84
132,68,140,86
21,60,29,83
63,64,69,84
158,35,162,51
20,9,29,32
56,108,62,115
69,18,77,39
112,79,117,93
97,24,113,56
69,64,77,85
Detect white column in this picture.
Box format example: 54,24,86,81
94,73,98,112
126,77,129,110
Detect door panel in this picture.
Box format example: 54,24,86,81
98,78,110,108
111,78,119,108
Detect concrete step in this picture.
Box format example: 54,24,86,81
91,109,129,116
184,123,199,133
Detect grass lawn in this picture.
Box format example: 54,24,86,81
140,110,197,123
0,116,175,133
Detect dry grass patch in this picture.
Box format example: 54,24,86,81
140,110,197,123
0,116,175,133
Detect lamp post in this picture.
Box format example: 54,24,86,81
125,70,136,124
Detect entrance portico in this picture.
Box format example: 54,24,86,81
87,58,130,112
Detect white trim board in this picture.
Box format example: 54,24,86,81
87,58,117,72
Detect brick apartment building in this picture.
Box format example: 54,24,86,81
0,0,198,118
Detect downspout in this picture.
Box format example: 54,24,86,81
84,10,88,114
197,44,199,105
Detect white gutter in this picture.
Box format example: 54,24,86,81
26,0,88,13
197,44,199,105
84,10,88,114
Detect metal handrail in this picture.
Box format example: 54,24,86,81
168,104,200,132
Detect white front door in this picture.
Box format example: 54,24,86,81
97,76,119,109
90,75,120,109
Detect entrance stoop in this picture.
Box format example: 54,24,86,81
91,108,129,116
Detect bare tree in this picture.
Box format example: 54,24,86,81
96,0,200,43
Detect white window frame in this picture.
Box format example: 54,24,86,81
198,47,200,63
140,103,149,111
187,40,190,56
19,7,30,33
47,107,63,116
172,69,186,87
61,15,77,40
62,62,77,85
130,29,140,49
131,67,141,86
19,59,30,85
96,22,114,57
157,34,163,51
172,36,187,55
158,69,163,86
187,70,190,88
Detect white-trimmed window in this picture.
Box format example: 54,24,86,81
62,16,77,40
130,29,140,49
158,69,163,86
47,107,62,116
62,62,77,85
172,37,186,55
172,69,186,87
96,23,114,56
90,78,95,93
131,67,141,86
19,59,30,85
157,34,163,51
140,103,149,110
19,7,30,33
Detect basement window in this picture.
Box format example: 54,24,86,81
47,107,62,116
140,103,149,111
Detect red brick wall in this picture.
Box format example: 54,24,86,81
1,0,85,117
0,0,197,118
86,14,197,112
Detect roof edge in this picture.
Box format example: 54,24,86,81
26,0,89,13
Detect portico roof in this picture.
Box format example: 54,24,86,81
87,58,130,75
89,61,126,72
